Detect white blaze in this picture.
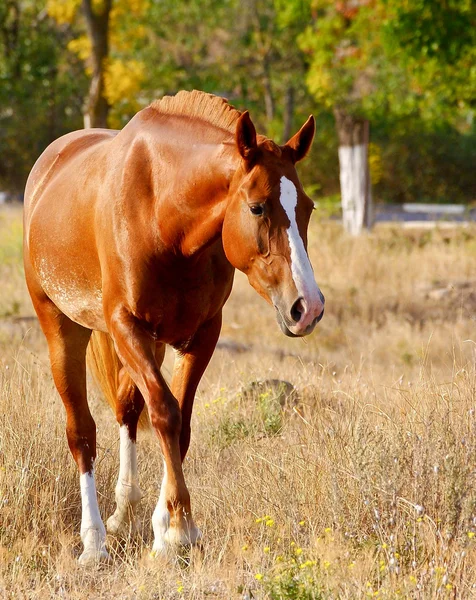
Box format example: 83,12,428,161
279,176,322,325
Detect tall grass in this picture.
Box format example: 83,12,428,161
1,205,475,598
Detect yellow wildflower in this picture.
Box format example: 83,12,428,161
265,519,275,527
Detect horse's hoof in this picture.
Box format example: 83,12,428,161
78,548,111,566
106,513,140,536
164,524,202,547
149,526,202,559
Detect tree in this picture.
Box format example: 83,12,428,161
300,0,475,233
0,1,86,193
81,0,111,128
48,0,149,128
299,0,382,234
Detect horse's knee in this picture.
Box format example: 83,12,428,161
149,394,182,439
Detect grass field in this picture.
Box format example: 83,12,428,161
1,203,476,599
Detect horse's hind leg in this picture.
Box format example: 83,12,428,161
106,369,146,535
26,275,108,564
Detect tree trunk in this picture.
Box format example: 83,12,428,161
282,85,294,143
334,108,373,235
81,0,111,128
262,55,275,124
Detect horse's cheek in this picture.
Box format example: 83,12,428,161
222,210,253,273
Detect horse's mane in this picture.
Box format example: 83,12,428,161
149,90,241,135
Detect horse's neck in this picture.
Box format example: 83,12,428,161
152,142,237,258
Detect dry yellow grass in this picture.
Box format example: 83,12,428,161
1,204,475,599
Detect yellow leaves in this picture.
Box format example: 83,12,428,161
104,59,145,105
68,36,92,62
110,23,148,52
368,143,383,185
111,0,150,19
306,67,334,108
46,0,81,24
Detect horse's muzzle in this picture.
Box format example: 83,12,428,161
275,297,325,338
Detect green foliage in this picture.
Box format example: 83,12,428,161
257,391,283,436
382,0,474,65
373,118,476,203
210,416,252,447
380,0,476,121
0,1,86,192
208,382,291,449
0,0,474,204
300,0,475,121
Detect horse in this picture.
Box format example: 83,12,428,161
23,90,325,564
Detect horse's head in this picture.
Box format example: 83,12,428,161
223,111,325,337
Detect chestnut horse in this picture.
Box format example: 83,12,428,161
23,91,324,564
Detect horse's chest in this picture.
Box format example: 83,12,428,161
142,265,233,346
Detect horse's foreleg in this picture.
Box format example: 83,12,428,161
107,310,198,554
173,312,222,460
26,280,108,564
152,312,222,552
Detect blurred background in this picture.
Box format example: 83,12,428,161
0,0,475,227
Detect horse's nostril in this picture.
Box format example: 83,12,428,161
316,307,325,323
290,298,304,323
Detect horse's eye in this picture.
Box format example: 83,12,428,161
250,204,264,216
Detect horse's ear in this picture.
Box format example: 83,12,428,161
284,115,315,163
236,111,257,161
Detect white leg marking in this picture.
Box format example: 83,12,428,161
79,469,109,564
106,425,142,534
151,461,170,554
151,461,201,556
279,176,323,328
